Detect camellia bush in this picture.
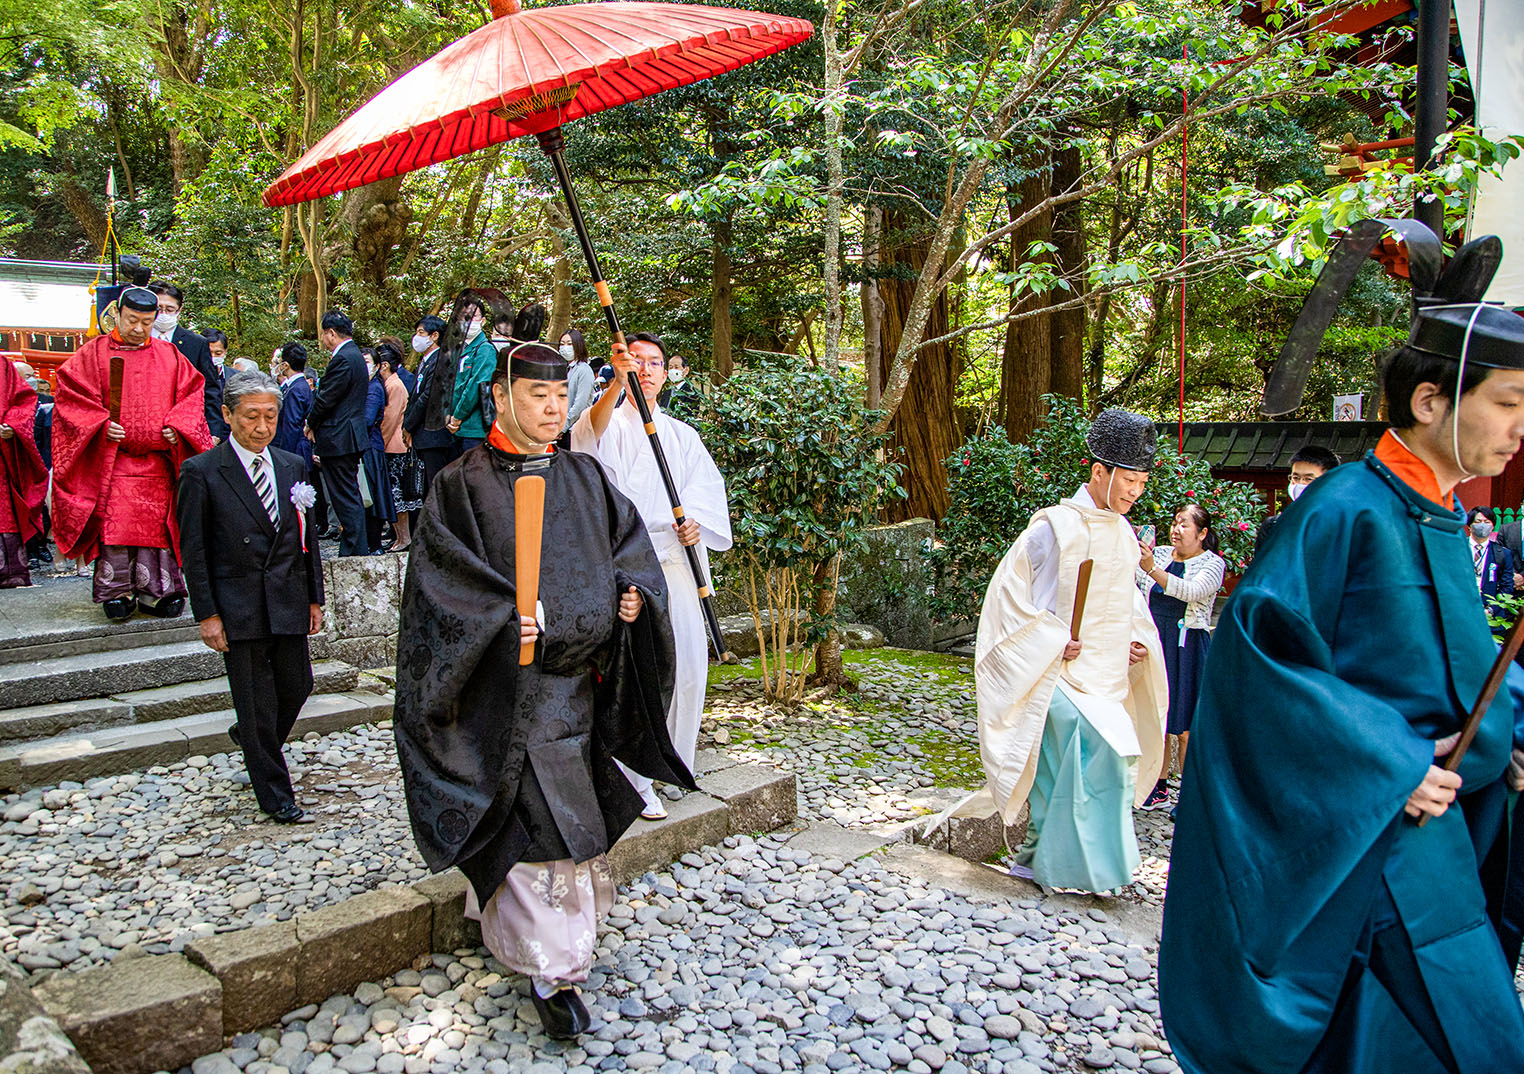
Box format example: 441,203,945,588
928,395,1266,622
688,355,903,701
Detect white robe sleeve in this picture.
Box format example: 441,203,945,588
974,519,1072,823
674,423,732,552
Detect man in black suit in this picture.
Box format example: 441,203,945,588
178,370,325,824
147,282,229,443
304,310,370,556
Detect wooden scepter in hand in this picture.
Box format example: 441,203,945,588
1416,610,1524,826
1066,559,1095,657
515,475,546,666
108,356,124,422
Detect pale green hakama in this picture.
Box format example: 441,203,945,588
1014,686,1140,893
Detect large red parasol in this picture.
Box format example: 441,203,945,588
265,0,811,205
264,0,814,660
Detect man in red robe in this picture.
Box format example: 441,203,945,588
53,286,213,621
0,359,48,587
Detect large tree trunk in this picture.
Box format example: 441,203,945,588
711,213,734,381
338,175,411,289
547,201,572,343
1049,144,1086,402
997,161,1054,443
820,4,845,371
862,205,884,409
879,211,959,520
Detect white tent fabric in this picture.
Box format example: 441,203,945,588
1456,0,1524,307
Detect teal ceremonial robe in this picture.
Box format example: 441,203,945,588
1159,445,1524,1074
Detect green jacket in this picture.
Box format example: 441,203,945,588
450,331,498,440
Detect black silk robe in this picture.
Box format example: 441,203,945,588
394,444,696,904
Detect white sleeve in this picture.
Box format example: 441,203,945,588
1161,551,1225,605
1027,517,1059,615
678,424,732,552
569,407,601,456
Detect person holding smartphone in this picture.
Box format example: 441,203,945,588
1135,505,1225,812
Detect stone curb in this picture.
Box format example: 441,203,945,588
32,759,797,1074
0,956,90,1073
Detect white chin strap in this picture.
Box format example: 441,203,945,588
1450,304,1489,482
1106,467,1117,511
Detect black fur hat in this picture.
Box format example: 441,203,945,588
1087,408,1157,471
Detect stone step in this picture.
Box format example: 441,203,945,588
0,661,362,746
0,639,228,709
0,619,202,667
0,691,394,789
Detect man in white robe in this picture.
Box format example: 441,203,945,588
572,332,731,819
976,408,1167,893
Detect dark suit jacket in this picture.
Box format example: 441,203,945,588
273,375,315,467
1477,539,1515,605
307,339,368,457
177,441,325,642
170,325,228,440
402,348,457,451
1501,520,1523,566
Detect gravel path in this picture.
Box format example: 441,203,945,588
183,832,1177,1074
0,648,1179,984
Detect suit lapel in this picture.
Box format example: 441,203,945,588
217,443,278,538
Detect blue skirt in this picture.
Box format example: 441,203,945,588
1153,616,1211,736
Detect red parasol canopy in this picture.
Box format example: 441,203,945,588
263,0,813,207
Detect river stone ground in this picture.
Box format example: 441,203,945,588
180,832,1176,1074
0,646,1184,1072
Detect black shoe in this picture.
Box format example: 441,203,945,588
227,724,241,749
138,596,185,618
103,597,137,622
1140,783,1170,811
268,804,314,824
532,987,591,1039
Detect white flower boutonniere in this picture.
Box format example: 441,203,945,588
290,482,317,511
291,482,317,551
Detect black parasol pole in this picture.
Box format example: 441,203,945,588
1413,0,1449,238
535,125,731,662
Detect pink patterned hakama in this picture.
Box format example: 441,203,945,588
92,544,187,604
465,855,614,988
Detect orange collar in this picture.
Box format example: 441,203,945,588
486,422,554,456
1374,430,1446,505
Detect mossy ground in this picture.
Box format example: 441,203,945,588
704,646,979,790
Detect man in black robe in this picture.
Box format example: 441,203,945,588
394,339,693,1040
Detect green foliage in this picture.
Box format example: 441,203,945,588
689,354,903,699
927,395,1266,620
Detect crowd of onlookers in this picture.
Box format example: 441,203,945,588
14,286,704,564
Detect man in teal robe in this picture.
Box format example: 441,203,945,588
1160,299,1524,1074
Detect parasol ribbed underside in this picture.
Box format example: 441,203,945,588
263,2,813,207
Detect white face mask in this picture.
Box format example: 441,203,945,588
668,368,686,383
365,362,376,378
1287,482,1305,502
559,344,575,361
412,333,432,354
154,311,179,333
464,319,483,341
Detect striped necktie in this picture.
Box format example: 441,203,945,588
251,456,278,525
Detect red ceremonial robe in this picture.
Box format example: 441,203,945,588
52,333,212,562
0,361,47,541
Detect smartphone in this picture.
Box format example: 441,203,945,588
1138,524,1156,549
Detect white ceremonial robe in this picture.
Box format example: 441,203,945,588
572,402,732,775
976,486,1168,822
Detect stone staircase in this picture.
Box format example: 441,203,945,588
0,581,390,790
